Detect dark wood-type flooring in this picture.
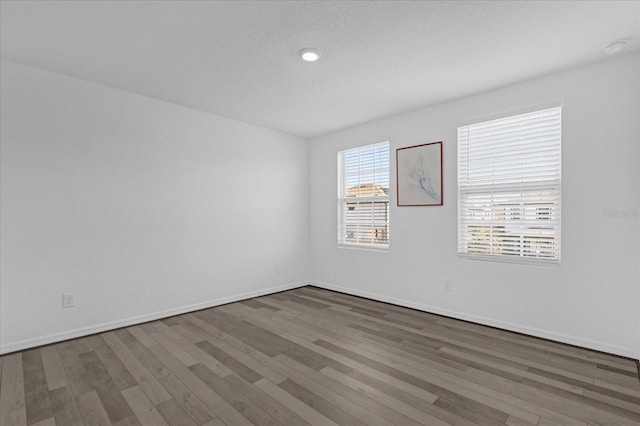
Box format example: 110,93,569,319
1,286,639,426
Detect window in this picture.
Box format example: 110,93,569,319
338,141,390,248
458,107,561,263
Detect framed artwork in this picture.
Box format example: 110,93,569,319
396,141,443,206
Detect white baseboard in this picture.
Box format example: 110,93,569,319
310,281,638,360
3,280,637,360
0,281,307,355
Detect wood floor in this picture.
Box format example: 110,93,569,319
1,286,639,426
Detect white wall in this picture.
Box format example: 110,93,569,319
0,60,310,354
309,53,640,359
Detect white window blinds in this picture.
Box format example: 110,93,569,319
338,141,390,248
458,107,561,263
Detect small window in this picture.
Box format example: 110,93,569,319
338,141,390,249
458,107,561,264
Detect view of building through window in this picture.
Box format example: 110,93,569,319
338,142,390,247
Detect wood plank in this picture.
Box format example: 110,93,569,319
112,415,141,426
173,341,233,378
254,378,339,426
528,366,639,405
593,378,640,398
168,325,202,344
127,327,156,348
222,373,310,426
22,349,54,425
56,341,93,398
245,300,365,346
123,336,213,426
538,418,574,426
181,315,285,382
120,386,169,426
433,397,506,426
155,399,197,426
357,338,568,426
313,339,511,424
272,354,392,426
30,418,56,426
344,366,483,426
281,377,369,426
73,339,92,356
505,415,538,426
215,338,286,383
194,341,262,384
277,353,422,426
200,419,226,426
280,331,440,403
147,330,198,368
49,386,84,426
152,322,183,341
188,363,280,426
321,366,449,426
520,377,640,425
239,298,281,312
89,335,137,391
76,390,113,426
148,344,252,426
203,305,353,374
463,368,611,426
78,351,133,424
0,353,28,426
40,346,68,391
101,332,172,405
319,330,545,425
583,388,640,414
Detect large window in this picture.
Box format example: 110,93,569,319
338,141,390,248
458,107,561,263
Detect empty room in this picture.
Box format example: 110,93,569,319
1,1,639,425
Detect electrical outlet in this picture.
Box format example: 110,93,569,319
444,280,452,292
62,293,75,308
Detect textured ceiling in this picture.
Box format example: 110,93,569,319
1,1,639,138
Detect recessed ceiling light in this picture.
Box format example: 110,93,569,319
299,48,320,62
603,39,627,55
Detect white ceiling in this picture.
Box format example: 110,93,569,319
1,1,639,138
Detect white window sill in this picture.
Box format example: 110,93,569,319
458,253,560,267
338,243,389,253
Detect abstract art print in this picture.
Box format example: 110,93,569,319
396,141,443,206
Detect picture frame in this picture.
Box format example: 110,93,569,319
396,141,443,206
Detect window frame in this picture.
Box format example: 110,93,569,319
337,141,390,251
457,106,562,265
